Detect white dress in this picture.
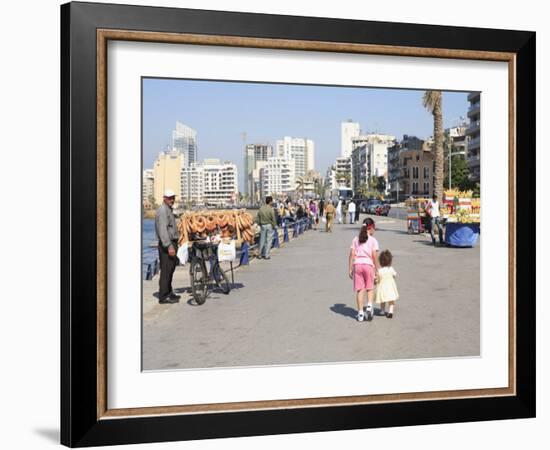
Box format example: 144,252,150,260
375,267,399,303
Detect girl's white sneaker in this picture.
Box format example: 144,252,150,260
356,312,365,322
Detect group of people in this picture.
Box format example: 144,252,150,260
154,189,401,317
255,196,324,259
322,199,357,232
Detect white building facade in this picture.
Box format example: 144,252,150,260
180,159,238,206
142,169,154,201
244,143,273,198
180,164,205,205
260,157,295,198
341,120,360,158
276,136,315,178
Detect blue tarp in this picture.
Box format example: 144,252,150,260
445,222,480,247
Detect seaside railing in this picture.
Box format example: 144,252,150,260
142,217,314,280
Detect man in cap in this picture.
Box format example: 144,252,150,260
155,189,180,304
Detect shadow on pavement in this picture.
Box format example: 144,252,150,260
330,303,357,320
331,303,389,320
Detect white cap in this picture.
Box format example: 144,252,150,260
163,189,176,198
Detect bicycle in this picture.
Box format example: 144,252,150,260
188,239,232,305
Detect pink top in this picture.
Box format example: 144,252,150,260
350,236,379,266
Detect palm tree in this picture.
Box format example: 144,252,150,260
295,176,305,199
422,90,444,200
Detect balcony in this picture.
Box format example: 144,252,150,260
468,136,480,150
466,120,480,135
468,153,481,168
468,102,480,117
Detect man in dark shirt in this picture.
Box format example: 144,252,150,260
155,190,180,304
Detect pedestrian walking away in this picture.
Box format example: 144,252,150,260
342,200,348,224
348,200,356,224
256,196,277,259
155,189,181,304
374,249,399,318
348,217,379,322
426,194,443,246
309,200,318,230
336,199,343,224
325,200,336,232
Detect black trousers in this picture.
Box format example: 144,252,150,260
158,243,178,300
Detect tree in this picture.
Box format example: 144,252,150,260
295,176,305,198
444,156,470,190
423,90,444,200
314,178,325,197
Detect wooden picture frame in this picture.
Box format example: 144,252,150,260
61,1,535,447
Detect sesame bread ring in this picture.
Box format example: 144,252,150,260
218,214,229,228
194,216,206,233
205,215,217,232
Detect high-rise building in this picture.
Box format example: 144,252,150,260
244,144,273,197
276,136,315,179
341,120,360,158
351,137,393,195
260,157,295,198
172,121,198,167
180,159,238,206
202,159,238,206
466,92,480,182
335,156,352,188
251,160,268,204
153,149,185,205
180,164,205,205
325,165,337,197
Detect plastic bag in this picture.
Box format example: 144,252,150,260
176,243,188,265
217,240,236,262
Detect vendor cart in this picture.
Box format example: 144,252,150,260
406,198,429,234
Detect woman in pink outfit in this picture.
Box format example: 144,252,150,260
348,217,379,322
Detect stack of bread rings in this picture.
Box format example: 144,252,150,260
177,210,256,245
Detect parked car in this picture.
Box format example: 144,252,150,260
375,203,391,216
358,200,370,213
366,199,383,214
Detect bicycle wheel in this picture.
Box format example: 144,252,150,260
189,258,208,305
212,262,231,294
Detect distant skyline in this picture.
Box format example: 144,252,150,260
143,78,470,191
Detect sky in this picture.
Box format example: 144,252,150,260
142,78,470,191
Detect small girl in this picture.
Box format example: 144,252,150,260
349,217,379,322
375,250,399,318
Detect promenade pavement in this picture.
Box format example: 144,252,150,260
142,215,480,370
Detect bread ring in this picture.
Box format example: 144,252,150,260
194,216,206,233
205,215,217,232
218,214,228,228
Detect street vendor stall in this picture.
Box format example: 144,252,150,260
441,191,480,247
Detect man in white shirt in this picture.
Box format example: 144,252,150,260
426,194,443,246
348,200,356,224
